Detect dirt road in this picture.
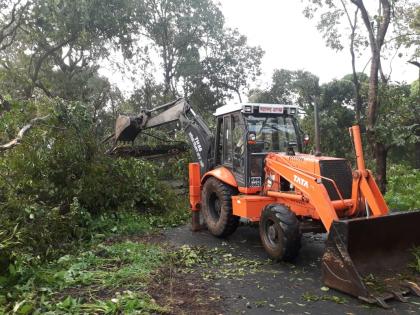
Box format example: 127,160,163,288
165,224,420,315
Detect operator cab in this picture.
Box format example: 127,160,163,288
213,103,302,190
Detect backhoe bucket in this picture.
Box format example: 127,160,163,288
115,114,145,142
322,211,420,308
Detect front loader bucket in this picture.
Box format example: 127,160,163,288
322,211,420,308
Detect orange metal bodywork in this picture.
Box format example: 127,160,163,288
188,163,201,211
238,186,261,194
192,125,390,233
232,195,275,221
201,166,238,187
190,165,239,212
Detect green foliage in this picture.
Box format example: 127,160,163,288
250,69,362,158
250,69,321,108
385,164,420,210
0,98,185,277
410,247,420,273
199,28,264,102
3,237,164,313
377,82,419,147
0,209,188,314
135,0,225,95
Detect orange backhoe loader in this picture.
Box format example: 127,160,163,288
114,98,420,307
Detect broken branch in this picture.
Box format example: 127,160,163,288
0,115,50,151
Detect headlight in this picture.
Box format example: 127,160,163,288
244,105,253,113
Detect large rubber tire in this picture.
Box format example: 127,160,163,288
259,204,301,262
201,177,239,237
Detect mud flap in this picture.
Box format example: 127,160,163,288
322,211,420,308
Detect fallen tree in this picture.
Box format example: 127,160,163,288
109,143,189,159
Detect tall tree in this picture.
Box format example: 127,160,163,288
379,81,420,168
200,28,264,102
0,0,30,51
0,0,138,98
249,69,321,108
135,0,224,97
303,0,417,192
250,69,360,157
303,0,366,123
0,0,30,114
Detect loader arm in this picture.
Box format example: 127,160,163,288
262,126,390,232
263,127,420,307
264,154,340,231
115,98,214,175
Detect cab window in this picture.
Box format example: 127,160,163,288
222,116,232,164
232,114,245,174
246,115,298,152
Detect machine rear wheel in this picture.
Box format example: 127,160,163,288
259,204,301,262
202,177,239,237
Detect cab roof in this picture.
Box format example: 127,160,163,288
214,103,298,117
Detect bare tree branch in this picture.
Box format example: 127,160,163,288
0,115,50,152
0,0,30,51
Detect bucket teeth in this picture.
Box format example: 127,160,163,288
404,281,420,297
359,288,410,308
390,290,408,303
373,297,391,309
322,211,420,308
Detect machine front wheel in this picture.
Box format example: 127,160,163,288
259,204,301,262
201,177,239,237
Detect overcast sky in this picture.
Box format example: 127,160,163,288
220,0,417,86
99,0,418,97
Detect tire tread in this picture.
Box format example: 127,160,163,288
260,204,301,262
202,177,239,237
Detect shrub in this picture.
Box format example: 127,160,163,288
0,97,182,268
385,164,420,211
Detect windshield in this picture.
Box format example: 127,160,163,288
246,115,298,152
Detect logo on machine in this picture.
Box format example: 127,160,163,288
293,175,309,188
188,132,204,167
250,177,262,187
188,132,202,153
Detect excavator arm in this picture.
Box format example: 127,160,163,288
115,98,214,175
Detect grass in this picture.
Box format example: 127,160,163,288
410,247,420,274
0,207,189,315
2,241,168,314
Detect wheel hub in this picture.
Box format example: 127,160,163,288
209,193,222,220
268,224,278,243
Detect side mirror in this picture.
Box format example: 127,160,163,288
247,132,256,145
303,134,310,146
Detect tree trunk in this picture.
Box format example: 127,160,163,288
164,68,171,97
374,142,388,193
236,90,243,103
351,50,362,123
348,0,392,193
0,94,11,116
366,54,387,192
366,53,380,130
342,4,362,123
